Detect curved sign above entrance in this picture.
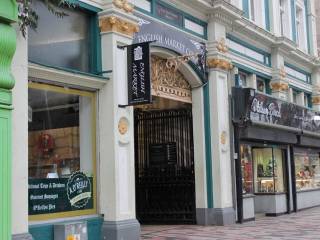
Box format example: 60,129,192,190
133,13,206,80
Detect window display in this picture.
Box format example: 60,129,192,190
253,147,285,193
28,83,96,219
240,144,253,194
295,148,320,191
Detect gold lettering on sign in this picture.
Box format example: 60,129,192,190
151,56,192,103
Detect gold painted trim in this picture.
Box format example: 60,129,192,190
99,16,139,37
207,58,233,71
217,38,228,53
113,0,134,13
312,96,320,105
28,82,98,221
270,82,289,91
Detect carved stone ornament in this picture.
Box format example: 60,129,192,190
207,57,233,71
270,82,289,91
113,0,134,13
99,16,139,37
279,66,287,80
217,38,228,53
152,56,192,103
118,117,129,135
312,96,320,105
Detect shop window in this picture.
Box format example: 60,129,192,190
28,0,99,74
253,148,285,193
295,149,320,191
28,83,96,219
240,145,254,194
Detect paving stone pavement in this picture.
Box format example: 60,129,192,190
141,207,320,240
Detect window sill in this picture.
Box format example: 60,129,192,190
254,192,287,195
29,61,109,80
297,187,320,193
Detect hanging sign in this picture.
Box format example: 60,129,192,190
127,41,152,105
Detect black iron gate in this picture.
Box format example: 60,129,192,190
134,108,196,224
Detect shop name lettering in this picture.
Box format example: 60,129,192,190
251,98,281,118
136,34,194,55
29,183,65,189
68,179,89,194
132,62,146,97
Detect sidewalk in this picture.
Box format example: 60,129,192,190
141,207,320,239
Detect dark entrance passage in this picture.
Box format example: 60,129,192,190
134,108,196,224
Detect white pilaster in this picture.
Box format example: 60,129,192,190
98,3,140,239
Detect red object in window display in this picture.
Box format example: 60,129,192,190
38,133,55,157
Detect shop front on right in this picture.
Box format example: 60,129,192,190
233,87,320,222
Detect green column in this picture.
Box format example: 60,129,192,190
0,1,17,239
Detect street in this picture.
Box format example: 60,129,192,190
141,207,320,240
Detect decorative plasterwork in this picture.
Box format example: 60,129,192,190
151,56,192,103
279,66,287,80
312,96,320,105
207,57,233,71
99,16,139,37
112,0,134,13
216,38,228,53
270,82,289,92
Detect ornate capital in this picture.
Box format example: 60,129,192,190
0,23,16,90
207,57,233,71
216,38,228,53
112,0,134,13
270,82,289,92
312,96,320,105
99,16,139,37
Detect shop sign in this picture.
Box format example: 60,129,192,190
248,91,320,133
133,13,206,80
127,41,152,105
28,172,93,215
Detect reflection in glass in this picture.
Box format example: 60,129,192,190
28,87,93,179
253,148,284,193
295,149,320,191
240,145,253,194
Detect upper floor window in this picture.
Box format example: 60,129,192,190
249,0,255,21
296,5,307,51
28,0,100,74
256,77,267,93
238,72,248,87
280,0,286,36
292,89,298,104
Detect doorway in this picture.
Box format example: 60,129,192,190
134,97,196,224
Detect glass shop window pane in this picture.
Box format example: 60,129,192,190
253,148,274,193
295,149,320,191
273,148,284,192
28,84,95,216
241,144,254,195
28,0,90,72
253,147,285,193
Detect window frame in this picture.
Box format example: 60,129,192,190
28,1,102,76
28,82,97,221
